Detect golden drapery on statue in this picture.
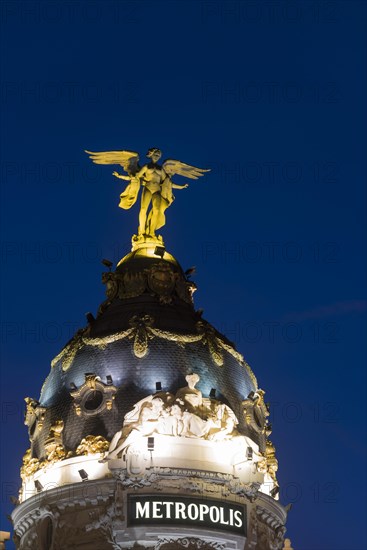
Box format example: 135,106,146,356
85,147,209,244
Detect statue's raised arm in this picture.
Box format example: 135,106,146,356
85,147,210,247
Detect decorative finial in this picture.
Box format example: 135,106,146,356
85,147,210,249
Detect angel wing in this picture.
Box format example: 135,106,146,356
162,159,210,180
85,149,140,176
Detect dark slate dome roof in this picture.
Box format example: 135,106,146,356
31,246,257,459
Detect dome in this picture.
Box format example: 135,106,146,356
28,245,258,461
14,152,287,550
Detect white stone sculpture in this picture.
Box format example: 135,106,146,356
105,374,251,461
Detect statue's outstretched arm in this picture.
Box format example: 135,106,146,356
172,182,189,189
112,171,130,180
113,164,148,181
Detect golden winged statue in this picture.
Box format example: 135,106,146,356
85,147,209,242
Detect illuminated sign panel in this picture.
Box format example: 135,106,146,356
128,495,247,536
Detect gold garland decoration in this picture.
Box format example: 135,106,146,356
75,435,110,455
20,435,111,483
50,316,257,387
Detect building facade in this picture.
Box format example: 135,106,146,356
11,149,291,549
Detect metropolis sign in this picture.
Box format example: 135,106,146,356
128,495,247,536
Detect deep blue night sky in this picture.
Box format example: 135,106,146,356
0,1,366,549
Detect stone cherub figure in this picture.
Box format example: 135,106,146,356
85,147,209,240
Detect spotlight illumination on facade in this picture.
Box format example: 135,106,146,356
78,469,89,482
34,480,43,492
154,246,165,258
246,446,253,460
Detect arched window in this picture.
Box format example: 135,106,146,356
37,515,54,550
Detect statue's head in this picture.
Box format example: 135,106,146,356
146,148,162,162
151,396,164,414
171,402,183,417
185,373,200,388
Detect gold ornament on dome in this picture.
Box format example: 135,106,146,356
20,449,40,480
99,262,196,314
51,314,257,386
147,263,176,302
46,419,64,444
70,374,117,416
20,442,71,484
50,327,90,372
257,439,279,488
44,444,72,466
85,147,209,245
43,420,72,465
265,439,279,485
242,390,269,434
24,397,38,427
75,435,110,456
20,434,111,484
196,321,224,367
24,397,47,442
128,314,154,358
